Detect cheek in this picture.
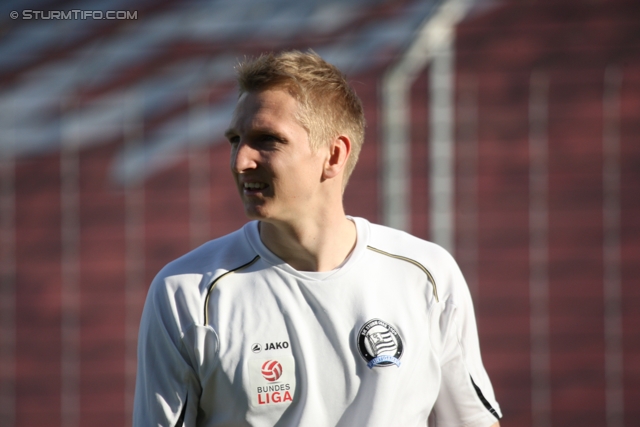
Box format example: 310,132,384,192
289,160,324,190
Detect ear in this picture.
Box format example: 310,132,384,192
323,135,351,180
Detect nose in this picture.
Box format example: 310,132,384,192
230,140,259,173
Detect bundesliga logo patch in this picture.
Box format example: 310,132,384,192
249,355,296,406
357,319,404,368
261,360,283,382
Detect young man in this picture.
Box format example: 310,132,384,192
133,51,501,427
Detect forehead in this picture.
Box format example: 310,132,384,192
229,89,301,130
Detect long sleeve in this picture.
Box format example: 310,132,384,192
133,276,202,427
430,253,502,427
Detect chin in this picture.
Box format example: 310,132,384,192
243,207,290,226
243,204,269,221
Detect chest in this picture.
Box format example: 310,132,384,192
200,259,442,424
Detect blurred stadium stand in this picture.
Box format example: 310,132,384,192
0,0,638,426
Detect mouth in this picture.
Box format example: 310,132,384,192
241,181,269,195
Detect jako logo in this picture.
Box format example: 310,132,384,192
264,341,289,350
261,360,283,382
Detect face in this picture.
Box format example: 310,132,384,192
225,89,328,223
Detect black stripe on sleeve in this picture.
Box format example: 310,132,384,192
470,375,501,420
174,395,187,427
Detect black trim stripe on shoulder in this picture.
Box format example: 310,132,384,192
470,375,501,420
203,255,260,325
366,245,439,302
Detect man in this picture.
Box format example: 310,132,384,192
134,51,501,427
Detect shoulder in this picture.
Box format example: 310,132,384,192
157,225,255,280
365,220,454,267
360,219,463,303
144,223,259,320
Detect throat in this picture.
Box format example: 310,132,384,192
258,217,357,272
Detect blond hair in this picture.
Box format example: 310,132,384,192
235,50,365,188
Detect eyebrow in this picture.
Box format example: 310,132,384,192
223,127,288,141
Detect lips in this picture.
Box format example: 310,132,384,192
241,180,269,195
243,182,267,190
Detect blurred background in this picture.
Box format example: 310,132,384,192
0,0,638,426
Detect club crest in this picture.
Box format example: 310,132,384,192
357,319,403,368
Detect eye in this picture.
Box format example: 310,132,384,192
258,134,282,146
227,135,240,145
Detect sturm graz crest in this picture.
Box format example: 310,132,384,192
357,319,403,368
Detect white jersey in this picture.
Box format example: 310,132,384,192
134,217,501,427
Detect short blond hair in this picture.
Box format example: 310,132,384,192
235,50,365,188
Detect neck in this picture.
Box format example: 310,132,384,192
259,212,356,272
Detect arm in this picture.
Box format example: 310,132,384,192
430,253,502,427
133,277,202,427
